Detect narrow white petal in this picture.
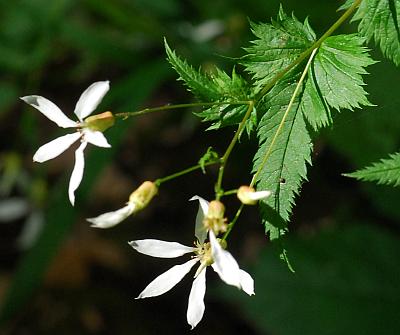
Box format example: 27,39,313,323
21,96,77,128
187,267,207,329
129,239,195,258
209,230,241,289
248,190,272,201
239,269,255,296
33,132,81,163
83,130,111,148
68,141,87,206
74,81,110,120
136,258,198,299
87,204,135,228
189,195,209,244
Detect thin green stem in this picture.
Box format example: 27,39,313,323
222,189,238,197
215,101,254,199
114,101,251,119
251,48,318,187
155,160,220,187
256,0,361,100
222,204,244,241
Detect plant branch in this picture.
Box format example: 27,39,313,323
114,101,251,119
214,100,254,199
155,160,220,187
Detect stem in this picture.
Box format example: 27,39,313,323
215,101,254,199
114,101,251,119
251,48,318,187
256,0,361,100
155,160,220,187
222,204,244,241
222,189,238,196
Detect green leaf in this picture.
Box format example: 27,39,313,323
165,39,254,131
301,34,376,129
342,0,400,66
165,38,219,101
195,68,255,132
242,6,316,90
344,152,400,186
253,72,312,240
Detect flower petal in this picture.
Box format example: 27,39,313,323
187,267,207,329
136,258,198,299
87,203,135,228
82,129,111,148
239,269,255,296
129,239,195,258
248,190,272,201
33,132,81,163
20,96,77,128
68,141,87,206
209,230,241,289
189,195,209,244
74,81,110,120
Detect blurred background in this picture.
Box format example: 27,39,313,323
0,0,399,334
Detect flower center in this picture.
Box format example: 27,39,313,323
194,241,213,266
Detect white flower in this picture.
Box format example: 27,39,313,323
129,197,254,329
21,81,112,205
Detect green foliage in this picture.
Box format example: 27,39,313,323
165,39,255,131
253,72,312,240
345,152,400,186
301,34,375,129
242,6,316,90
342,0,400,66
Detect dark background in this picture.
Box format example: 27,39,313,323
0,0,399,334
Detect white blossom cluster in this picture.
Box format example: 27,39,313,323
21,81,272,328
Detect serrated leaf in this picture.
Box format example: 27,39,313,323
253,72,312,240
195,67,255,131
342,0,400,66
301,34,376,129
242,6,316,90
165,39,254,131
345,152,400,186
165,38,219,100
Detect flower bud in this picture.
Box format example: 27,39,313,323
237,185,271,205
203,200,228,234
84,111,115,132
129,181,158,211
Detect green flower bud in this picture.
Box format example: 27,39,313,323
84,111,115,132
129,181,158,211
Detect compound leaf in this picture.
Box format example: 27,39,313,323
344,152,400,186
